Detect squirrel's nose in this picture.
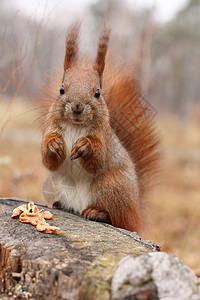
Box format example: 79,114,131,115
72,102,84,114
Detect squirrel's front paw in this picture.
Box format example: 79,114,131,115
70,137,92,160
47,137,66,161
42,135,66,171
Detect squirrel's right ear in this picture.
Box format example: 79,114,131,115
93,26,111,88
64,23,80,71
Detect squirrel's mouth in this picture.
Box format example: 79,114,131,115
69,111,85,124
73,118,83,123
64,111,87,125
67,111,93,125
71,117,85,124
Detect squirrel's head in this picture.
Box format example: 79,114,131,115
56,23,110,127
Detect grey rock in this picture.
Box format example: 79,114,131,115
111,252,200,300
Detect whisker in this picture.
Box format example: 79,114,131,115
31,108,64,127
14,105,53,119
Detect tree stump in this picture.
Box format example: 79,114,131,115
0,198,159,299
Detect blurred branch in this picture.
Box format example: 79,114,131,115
0,4,58,137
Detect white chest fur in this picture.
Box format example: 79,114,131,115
50,125,92,213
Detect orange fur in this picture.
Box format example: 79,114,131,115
77,135,107,175
41,133,66,171
90,166,143,232
103,63,160,202
64,23,80,71
93,26,111,87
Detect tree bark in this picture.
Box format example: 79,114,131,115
0,198,159,300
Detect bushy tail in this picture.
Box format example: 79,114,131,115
104,62,160,202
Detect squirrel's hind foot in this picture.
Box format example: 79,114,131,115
81,206,111,225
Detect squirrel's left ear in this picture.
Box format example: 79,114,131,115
64,22,80,71
93,26,111,89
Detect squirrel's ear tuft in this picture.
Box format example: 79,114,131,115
93,25,111,88
64,22,81,71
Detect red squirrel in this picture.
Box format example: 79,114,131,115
41,23,159,234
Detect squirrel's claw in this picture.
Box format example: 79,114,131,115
47,138,66,161
81,206,111,224
70,136,92,160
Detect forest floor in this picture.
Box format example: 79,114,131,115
0,99,200,275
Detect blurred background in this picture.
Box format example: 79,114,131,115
0,0,200,274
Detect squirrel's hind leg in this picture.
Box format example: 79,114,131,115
85,168,143,233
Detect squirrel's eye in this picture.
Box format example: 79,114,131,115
60,85,65,95
94,89,100,98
